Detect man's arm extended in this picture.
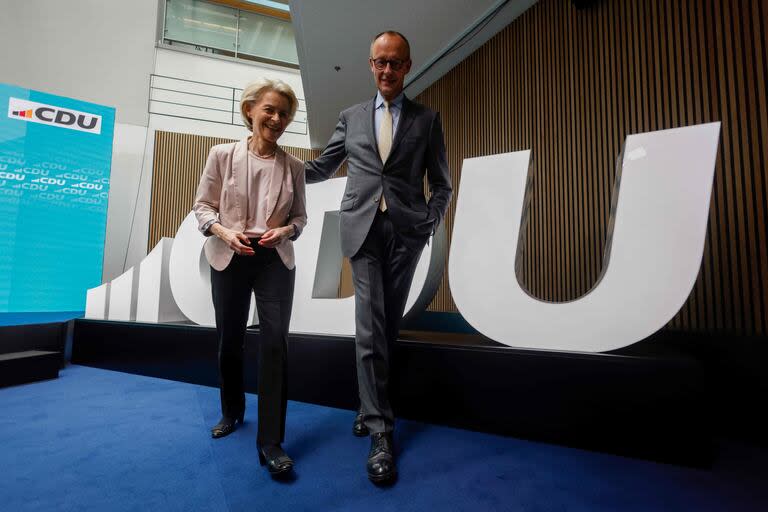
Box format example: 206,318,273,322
306,111,349,183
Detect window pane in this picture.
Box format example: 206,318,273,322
165,0,237,54
238,12,298,64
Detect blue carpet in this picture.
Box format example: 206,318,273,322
0,366,765,511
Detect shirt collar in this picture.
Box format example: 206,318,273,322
375,91,404,110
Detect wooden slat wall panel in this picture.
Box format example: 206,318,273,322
416,0,768,334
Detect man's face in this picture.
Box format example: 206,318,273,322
369,34,411,101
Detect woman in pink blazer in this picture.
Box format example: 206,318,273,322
193,78,306,478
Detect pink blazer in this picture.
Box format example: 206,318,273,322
193,138,307,271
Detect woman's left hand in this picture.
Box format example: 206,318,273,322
258,226,293,248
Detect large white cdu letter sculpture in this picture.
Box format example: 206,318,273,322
135,237,186,323
290,178,354,334
450,122,721,352
85,190,441,332
107,266,140,321
291,176,446,336
85,283,110,319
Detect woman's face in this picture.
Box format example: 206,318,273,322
248,90,292,144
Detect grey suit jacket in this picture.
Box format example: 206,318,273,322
306,95,452,257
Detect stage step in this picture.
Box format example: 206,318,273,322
0,350,60,388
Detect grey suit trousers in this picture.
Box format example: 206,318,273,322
351,209,424,433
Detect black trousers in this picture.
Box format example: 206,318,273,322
210,242,295,447
350,210,424,433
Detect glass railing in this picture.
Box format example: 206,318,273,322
163,0,298,66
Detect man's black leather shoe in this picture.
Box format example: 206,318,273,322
259,444,294,478
211,412,244,439
366,432,396,484
353,410,369,437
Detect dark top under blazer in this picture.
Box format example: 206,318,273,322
306,95,452,258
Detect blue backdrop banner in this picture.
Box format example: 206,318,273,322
0,83,115,317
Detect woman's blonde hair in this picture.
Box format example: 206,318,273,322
240,78,298,131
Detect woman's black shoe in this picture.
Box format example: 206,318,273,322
210,413,244,439
258,444,294,477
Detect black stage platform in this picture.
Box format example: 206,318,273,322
1,321,68,355
0,322,67,387
71,319,714,465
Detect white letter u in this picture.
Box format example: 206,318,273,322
449,122,721,352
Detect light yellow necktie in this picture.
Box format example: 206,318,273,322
378,101,391,212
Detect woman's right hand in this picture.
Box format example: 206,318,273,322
210,224,255,256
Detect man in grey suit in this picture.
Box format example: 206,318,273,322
306,31,452,484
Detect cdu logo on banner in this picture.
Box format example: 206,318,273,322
8,97,102,134
0,83,114,317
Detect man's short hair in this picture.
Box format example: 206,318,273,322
370,30,411,60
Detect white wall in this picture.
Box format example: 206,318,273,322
150,47,308,147
0,0,158,127
155,47,304,101
103,124,149,283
